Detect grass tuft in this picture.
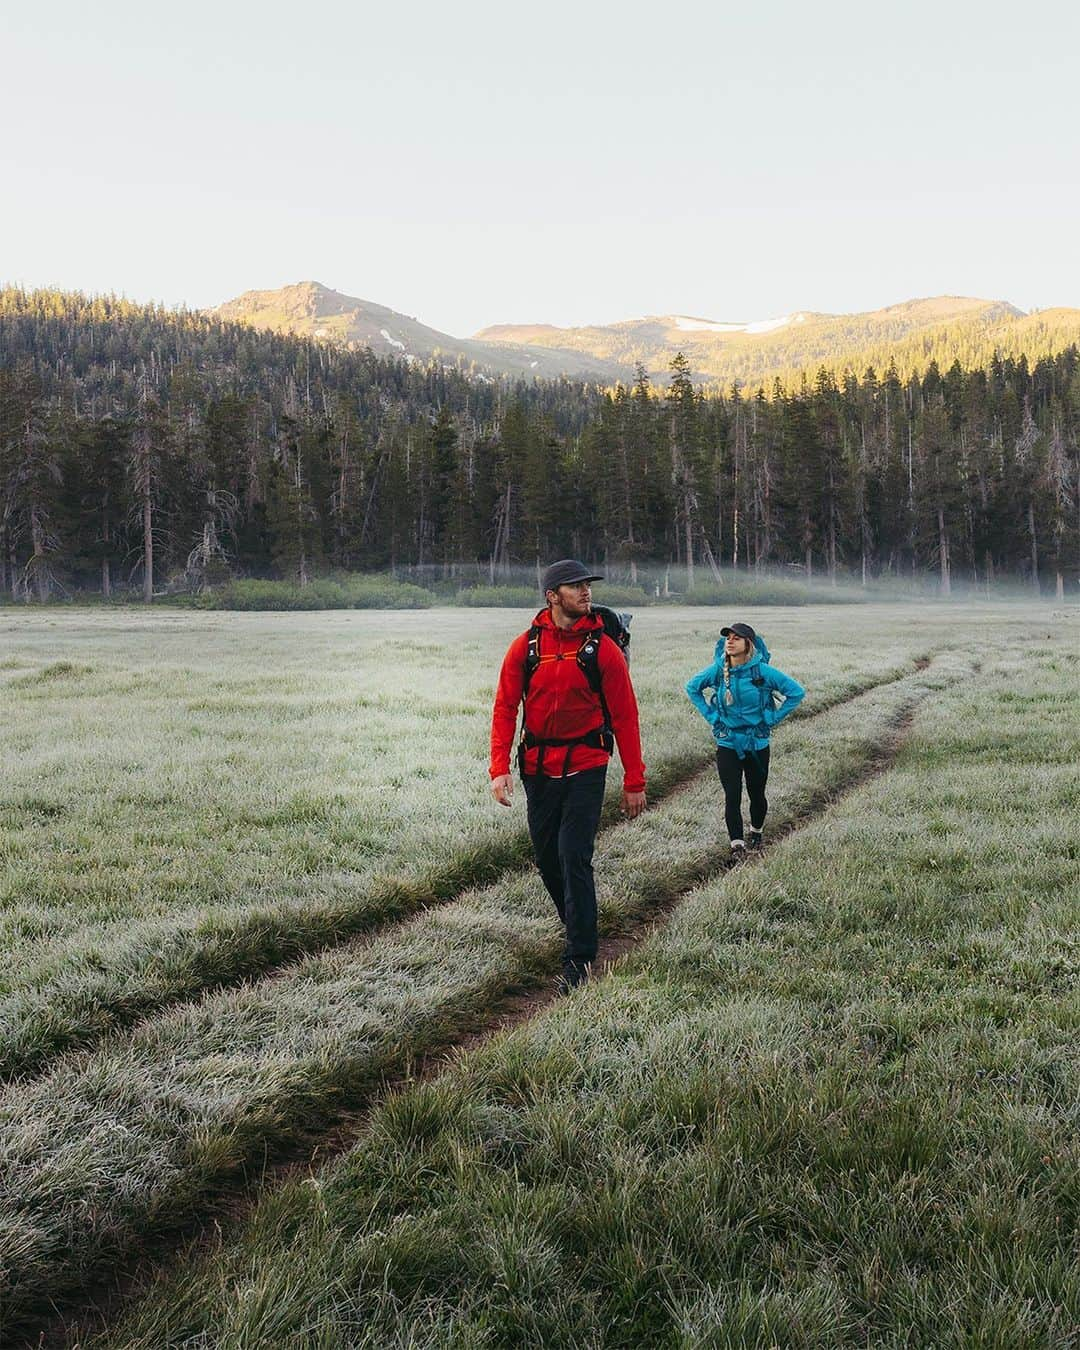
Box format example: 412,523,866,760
10,660,93,686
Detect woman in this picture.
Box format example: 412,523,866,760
685,622,805,860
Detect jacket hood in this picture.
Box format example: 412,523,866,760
533,607,604,635
713,632,771,666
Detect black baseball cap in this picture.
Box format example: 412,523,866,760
720,622,757,642
541,559,604,593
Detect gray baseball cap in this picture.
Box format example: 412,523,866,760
541,559,604,593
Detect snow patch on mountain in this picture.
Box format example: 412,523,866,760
673,312,808,335
673,317,745,333
744,313,807,334
380,329,406,351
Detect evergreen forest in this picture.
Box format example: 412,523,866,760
2,288,1078,601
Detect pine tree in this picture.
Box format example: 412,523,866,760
426,406,459,572
266,402,322,585
0,366,38,597
783,379,825,577
812,367,847,585
629,365,666,572
76,415,128,597
128,378,169,602
911,392,962,595
666,353,703,589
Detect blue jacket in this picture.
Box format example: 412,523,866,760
685,634,805,759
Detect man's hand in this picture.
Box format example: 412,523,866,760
491,774,514,807
622,789,646,819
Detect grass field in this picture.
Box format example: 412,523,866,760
0,606,926,1081
0,602,1075,1346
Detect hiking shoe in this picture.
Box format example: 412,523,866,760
729,840,747,864
748,830,763,851
557,962,592,995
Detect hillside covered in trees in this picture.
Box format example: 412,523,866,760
1,287,1078,601
213,281,625,382
478,297,1080,391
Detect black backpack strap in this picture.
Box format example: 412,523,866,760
575,632,615,777
751,670,773,720
522,623,543,698
576,632,613,735
519,622,544,776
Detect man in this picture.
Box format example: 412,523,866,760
490,559,647,991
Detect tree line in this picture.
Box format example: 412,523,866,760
1,287,1077,600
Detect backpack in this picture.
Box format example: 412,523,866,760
517,606,632,776
522,605,631,700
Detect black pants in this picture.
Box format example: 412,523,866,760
715,745,770,841
522,766,606,973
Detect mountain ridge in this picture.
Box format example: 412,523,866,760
210,282,1080,389
211,281,627,382
473,296,1039,387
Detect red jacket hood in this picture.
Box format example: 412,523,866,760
531,608,604,635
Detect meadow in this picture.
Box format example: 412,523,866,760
0,601,1075,1346
0,605,922,1080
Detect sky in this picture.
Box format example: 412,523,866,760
2,0,1078,336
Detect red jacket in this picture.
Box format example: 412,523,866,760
489,609,646,791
